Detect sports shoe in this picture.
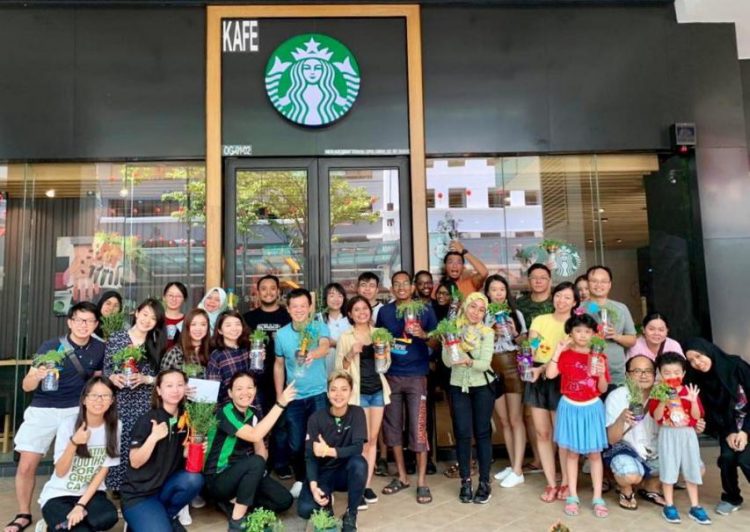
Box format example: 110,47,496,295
662,505,681,524
342,510,358,532
494,466,512,481
500,471,525,488
177,505,192,526
715,501,740,515
171,517,188,532
689,506,712,525
275,465,294,480
473,481,492,504
357,496,368,511
190,495,206,509
290,480,303,498
34,521,47,532
364,487,379,504
459,479,473,503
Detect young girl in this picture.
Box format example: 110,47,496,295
649,352,710,525
336,295,392,508
205,310,253,405
546,312,610,518
204,372,297,530
163,281,188,350
319,282,351,375
161,308,211,372
483,274,528,488
39,377,121,532
121,369,204,532
103,298,166,494
198,286,228,334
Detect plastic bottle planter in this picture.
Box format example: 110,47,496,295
41,362,60,392
295,349,307,377
444,333,462,364
517,349,534,382
667,389,689,427
494,312,517,352
448,298,460,320
404,309,419,336
599,308,609,329
122,363,137,389
588,349,603,377
250,340,265,372
374,343,388,374
185,434,205,473
629,402,645,422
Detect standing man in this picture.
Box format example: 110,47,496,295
274,288,331,498
516,263,554,328
442,239,488,297
356,272,383,324
243,274,293,479
585,265,637,386
376,271,437,504
414,270,438,475
7,302,104,532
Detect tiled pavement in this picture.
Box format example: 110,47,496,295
1,445,749,531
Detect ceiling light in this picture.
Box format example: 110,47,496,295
119,188,129,197
598,208,605,213
616,238,623,243
45,189,55,198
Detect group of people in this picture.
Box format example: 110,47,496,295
4,241,750,532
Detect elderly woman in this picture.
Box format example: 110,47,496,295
685,338,750,517
627,313,683,362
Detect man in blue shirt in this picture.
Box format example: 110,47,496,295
9,302,104,532
376,271,437,504
274,288,331,497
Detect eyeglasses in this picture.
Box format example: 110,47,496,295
71,318,97,326
86,393,113,401
628,369,655,376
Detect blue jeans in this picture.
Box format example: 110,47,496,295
122,470,204,532
286,392,328,481
297,455,367,519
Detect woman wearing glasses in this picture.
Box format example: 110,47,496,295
38,377,121,532
163,282,188,350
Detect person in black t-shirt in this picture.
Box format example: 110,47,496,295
121,369,203,532
204,372,297,530
243,274,293,478
297,371,367,532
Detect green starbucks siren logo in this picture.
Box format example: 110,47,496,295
265,34,361,127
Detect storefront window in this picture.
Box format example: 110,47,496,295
0,162,205,461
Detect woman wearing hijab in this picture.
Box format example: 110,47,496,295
198,287,228,335
684,338,750,516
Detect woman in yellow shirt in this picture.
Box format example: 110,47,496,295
526,281,580,503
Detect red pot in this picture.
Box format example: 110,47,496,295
186,440,205,473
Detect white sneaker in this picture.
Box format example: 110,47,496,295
178,505,192,526
290,480,303,498
190,495,206,509
500,471,525,488
34,520,47,532
494,466,512,481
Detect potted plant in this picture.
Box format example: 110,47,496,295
250,329,269,371
625,375,645,421
184,400,218,473
588,336,607,376
649,381,671,402
295,325,315,376
182,363,204,379
516,339,534,382
429,318,462,364
395,299,427,336
447,284,462,319
111,345,145,388
309,509,340,532
487,301,516,351
371,328,394,374
100,310,126,341
242,507,284,532
34,350,66,391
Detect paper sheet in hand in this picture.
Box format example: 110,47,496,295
188,378,220,402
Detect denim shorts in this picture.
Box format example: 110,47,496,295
360,390,385,408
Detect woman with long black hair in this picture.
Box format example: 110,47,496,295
38,377,121,532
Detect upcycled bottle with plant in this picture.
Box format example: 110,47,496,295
396,299,426,337
100,311,126,341
371,328,394,374
309,508,340,532
242,507,284,532
295,326,315,377
516,339,535,382
429,318,462,364
589,336,607,377
185,400,218,473
34,349,67,392
649,381,689,427
112,345,145,388
487,301,516,352
249,329,268,372
447,285,462,320
625,375,645,421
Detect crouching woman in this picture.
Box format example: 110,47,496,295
121,369,204,531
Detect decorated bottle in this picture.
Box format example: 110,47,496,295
517,347,534,382
250,339,265,372
41,362,59,392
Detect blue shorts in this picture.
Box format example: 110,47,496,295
360,390,385,408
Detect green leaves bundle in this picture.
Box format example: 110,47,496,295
185,401,218,437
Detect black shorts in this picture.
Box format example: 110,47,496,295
523,367,561,411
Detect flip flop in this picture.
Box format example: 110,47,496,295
382,478,410,495
637,488,666,507
416,486,433,504
5,514,32,532
617,489,638,510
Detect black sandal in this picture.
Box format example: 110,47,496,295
381,478,410,495
637,488,666,507
416,486,433,504
617,489,638,510
5,514,32,532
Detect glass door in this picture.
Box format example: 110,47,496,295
224,157,411,309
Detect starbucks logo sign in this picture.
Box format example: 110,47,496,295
265,34,361,127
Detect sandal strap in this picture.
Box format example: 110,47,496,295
592,497,606,505
566,496,580,504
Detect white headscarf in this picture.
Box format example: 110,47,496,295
198,287,228,333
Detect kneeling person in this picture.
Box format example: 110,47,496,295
298,371,367,532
